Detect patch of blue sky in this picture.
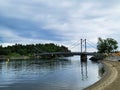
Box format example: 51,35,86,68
0,37,4,43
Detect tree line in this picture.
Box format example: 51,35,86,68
0,43,71,57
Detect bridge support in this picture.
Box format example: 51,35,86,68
81,54,87,62
80,39,87,62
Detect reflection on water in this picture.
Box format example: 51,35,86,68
98,63,105,77
81,60,88,80
0,56,103,90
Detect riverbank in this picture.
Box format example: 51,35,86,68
0,56,30,60
84,60,120,90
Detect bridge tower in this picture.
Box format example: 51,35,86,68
80,39,87,61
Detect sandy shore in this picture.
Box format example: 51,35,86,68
84,60,120,90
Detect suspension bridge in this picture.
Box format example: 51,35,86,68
34,39,97,61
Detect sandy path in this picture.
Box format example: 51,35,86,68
84,60,119,90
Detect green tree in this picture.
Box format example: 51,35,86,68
97,37,118,53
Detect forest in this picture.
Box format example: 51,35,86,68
0,43,71,58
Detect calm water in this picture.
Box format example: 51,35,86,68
0,56,103,90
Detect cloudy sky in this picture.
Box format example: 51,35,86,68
0,0,120,51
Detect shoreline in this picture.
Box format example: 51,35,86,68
0,56,30,60
84,60,118,90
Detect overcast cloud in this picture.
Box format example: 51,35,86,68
0,0,120,51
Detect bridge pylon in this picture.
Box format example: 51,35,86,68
80,39,87,61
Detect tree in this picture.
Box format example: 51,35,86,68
97,37,118,53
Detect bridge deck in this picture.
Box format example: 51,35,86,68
37,52,96,56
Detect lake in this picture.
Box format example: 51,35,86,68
0,56,103,90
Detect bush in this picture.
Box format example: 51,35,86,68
8,53,21,57
89,53,106,61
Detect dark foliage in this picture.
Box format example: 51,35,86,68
0,43,71,57
97,37,118,53
89,53,106,61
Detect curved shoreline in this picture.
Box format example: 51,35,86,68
84,60,118,90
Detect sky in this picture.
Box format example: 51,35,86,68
0,0,120,51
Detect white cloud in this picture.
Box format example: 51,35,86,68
0,0,120,51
